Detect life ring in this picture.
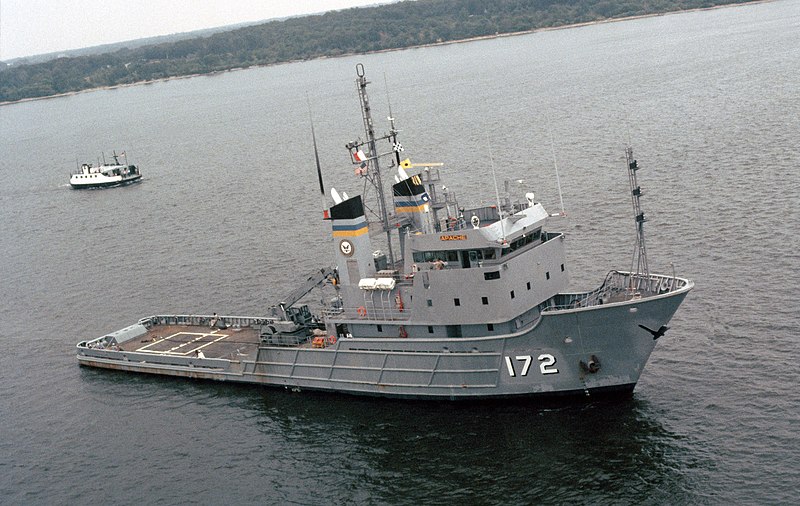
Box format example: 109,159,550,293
395,294,404,312
327,335,337,345
357,306,367,317
659,279,671,293
398,326,408,338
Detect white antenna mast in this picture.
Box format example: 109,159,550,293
547,113,566,216
487,137,506,242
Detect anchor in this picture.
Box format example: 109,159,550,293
638,324,670,340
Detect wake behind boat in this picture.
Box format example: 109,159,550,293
76,65,692,401
69,151,141,189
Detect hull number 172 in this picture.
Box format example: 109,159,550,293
505,354,559,377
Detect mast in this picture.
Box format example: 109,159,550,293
626,147,650,281
350,63,395,266
384,72,403,168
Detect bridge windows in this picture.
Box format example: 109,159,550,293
500,230,541,256
412,248,498,268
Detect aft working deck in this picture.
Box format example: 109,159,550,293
114,323,263,359
77,316,277,369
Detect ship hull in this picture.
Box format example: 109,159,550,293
76,285,689,401
69,174,142,189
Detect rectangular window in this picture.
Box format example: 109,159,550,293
482,296,489,305
427,299,433,307
546,272,550,280
377,325,383,332
561,263,565,272
510,290,515,299
427,326,434,334
454,298,460,306
484,271,500,280
487,323,494,331
527,281,531,290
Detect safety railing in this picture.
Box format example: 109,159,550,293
140,314,275,328
543,271,689,312
321,305,412,322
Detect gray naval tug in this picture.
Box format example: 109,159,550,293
77,64,693,401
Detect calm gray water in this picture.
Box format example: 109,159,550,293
2,1,799,504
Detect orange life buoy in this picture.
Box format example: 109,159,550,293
395,294,404,312
398,325,408,338
357,306,367,317
327,335,337,345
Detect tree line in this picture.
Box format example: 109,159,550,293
0,0,754,103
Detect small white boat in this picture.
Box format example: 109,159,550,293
70,151,142,189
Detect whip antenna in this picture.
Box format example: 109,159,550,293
547,113,566,216
307,96,325,197
487,135,506,242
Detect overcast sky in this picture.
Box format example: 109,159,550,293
0,0,388,60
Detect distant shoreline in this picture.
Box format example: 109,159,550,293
0,0,773,107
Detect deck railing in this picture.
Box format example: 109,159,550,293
322,305,412,322
140,314,275,328
543,271,689,312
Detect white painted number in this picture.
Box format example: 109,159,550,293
516,355,533,376
505,354,559,377
538,354,558,375
504,356,516,377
